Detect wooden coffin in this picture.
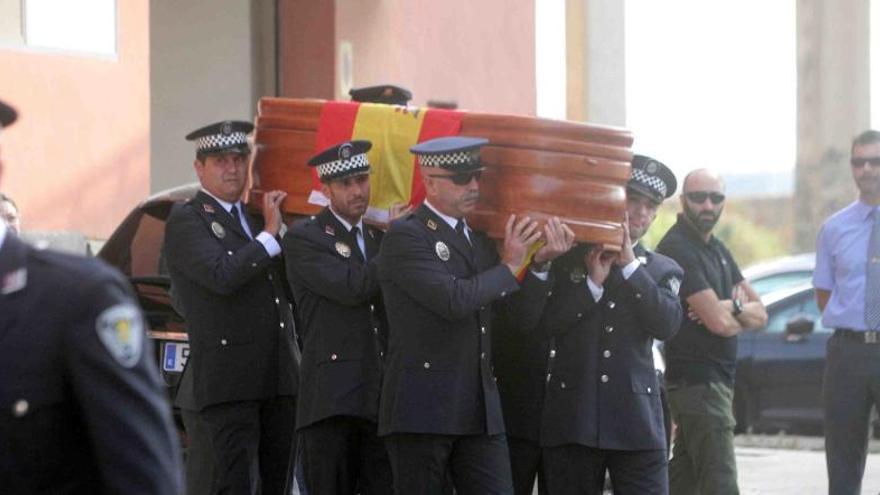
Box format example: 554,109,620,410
249,97,633,248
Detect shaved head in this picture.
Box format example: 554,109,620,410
682,168,725,193
680,168,726,236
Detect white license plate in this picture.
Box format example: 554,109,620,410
162,342,190,373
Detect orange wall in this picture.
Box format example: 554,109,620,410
0,1,150,238
334,0,536,114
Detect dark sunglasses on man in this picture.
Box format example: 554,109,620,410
685,191,726,205
850,157,880,168
427,169,483,186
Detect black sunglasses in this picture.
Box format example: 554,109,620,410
850,157,880,168
685,191,726,205
427,170,483,186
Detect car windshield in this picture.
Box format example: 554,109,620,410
750,270,814,297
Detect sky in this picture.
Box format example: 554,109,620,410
624,0,798,181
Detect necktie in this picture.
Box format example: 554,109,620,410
865,208,880,330
455,220,472,247
351,225,366,260
230,204,253,239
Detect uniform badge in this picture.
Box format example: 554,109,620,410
96,303,144,368
426,219,438,231
646,160,658,174
667,276,681,296
202,203,215,214
339,143,353,161
435,241,450,261
211,221,226,238
221,121,233,135
1,268,27,295
335,242,352,258
325,225,336,236
569,267,586,284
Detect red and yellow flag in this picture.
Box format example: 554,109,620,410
309,102,463,222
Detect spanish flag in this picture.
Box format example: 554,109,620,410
308,102,464,223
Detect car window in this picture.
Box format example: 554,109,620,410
800,296,833,333
765,296,806,333
751,271,814,296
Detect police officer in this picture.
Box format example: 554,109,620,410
538,155,684,495
164,120,300,495
284,140,398,494
0,99,183,492
377,136,574,494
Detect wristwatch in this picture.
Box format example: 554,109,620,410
732,299,744,316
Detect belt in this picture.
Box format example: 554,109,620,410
835,328,880,344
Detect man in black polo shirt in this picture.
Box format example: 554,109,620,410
656,168,767,495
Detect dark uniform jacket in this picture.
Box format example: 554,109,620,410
164,191,300,410
0,233,182,494
538,245,683,451
377,204,551,436
284,208,387,429
493,304,553,443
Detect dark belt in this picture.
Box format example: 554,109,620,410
835,328,880,344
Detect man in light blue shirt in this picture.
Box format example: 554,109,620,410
814,129,880,495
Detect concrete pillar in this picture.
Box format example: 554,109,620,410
566,0,626,126
794,0,871,250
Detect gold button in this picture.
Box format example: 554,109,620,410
227,250,233,255
12,399,29,417
605,325,614,333
607,301,616,309
275,298,280,304
603,350,611,358
331,353,338,361
280,322,285,328
423,362,431,369
647,386,652,393
549,349,556,358
601,375,609,383
480,326,486,334
221,339,228,346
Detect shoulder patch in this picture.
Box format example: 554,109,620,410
96,304,144,368
666,276,681,296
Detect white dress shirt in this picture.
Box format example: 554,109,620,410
201,189,280,257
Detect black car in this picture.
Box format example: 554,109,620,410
733,283,833,434
97,183,199,410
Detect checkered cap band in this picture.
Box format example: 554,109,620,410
194,132,249,153
631,167,667,198
316,152,370,179
417,150,481,168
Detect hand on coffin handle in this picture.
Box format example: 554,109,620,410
533,216,575,264
261,190,288,236
501,214,542,276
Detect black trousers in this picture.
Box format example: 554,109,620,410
542,444,668,495
507,436,547,495
824,333,880,495
181,408,218,495
201,396,297,495
384,432,514,495
300,415,393,495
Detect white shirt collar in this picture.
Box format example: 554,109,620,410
0,220,6,251
201,188,240,213
328,207,364,234
423,200,465,230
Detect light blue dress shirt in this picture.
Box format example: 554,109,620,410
813,200,878,331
